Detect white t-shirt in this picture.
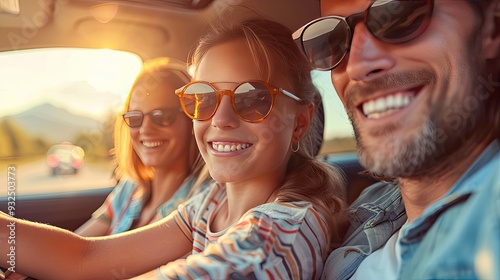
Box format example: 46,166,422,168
350,223,407,280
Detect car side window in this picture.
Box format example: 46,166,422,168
0,48,142,196
311,70,355,154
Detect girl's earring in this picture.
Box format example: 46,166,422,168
291,140,300,153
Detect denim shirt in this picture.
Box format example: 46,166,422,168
93,175,202,235
322,140,500,280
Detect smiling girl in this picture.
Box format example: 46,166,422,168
0,18,346,279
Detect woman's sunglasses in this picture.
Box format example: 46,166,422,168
122,109,180,128
175,80,307,123
292,0,434,70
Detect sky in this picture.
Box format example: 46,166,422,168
0,48,354,139
0,48,142,118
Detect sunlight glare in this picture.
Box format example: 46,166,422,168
0,48,142,119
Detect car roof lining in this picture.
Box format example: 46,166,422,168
0,0,320,61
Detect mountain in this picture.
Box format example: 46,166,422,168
3,103,101,144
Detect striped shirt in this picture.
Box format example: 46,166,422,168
159,183,328,279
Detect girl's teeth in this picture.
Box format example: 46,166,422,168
142,141,163,148
362,92,415,119
212,143,251,152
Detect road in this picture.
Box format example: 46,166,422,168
0,159,116,196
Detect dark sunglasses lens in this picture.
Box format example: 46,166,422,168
124,113,143,128
301,18,350,70
182,83,217,120
234,82,273,121
367,0,432,43
151,110,176,126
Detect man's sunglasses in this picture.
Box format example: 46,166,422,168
293,0,434,70
122,109,180,128
175,80,307,123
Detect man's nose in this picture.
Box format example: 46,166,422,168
345,21,394,81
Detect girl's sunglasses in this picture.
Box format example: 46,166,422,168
122,109,180,128
175,80,306,123
292,0,434,70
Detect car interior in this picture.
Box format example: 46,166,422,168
0,0,376,234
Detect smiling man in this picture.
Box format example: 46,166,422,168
293,0,500,279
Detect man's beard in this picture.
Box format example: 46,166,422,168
346,68,487,179
354,115,440,178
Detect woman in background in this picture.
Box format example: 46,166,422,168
76,57,208,236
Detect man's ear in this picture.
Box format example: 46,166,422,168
293,102,314,141
483,0,500,58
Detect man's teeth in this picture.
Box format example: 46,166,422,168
212,143,251,152
142,141,163,148
362,93,414,119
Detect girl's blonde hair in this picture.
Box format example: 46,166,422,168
189,18,347,255
113,57,205,188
